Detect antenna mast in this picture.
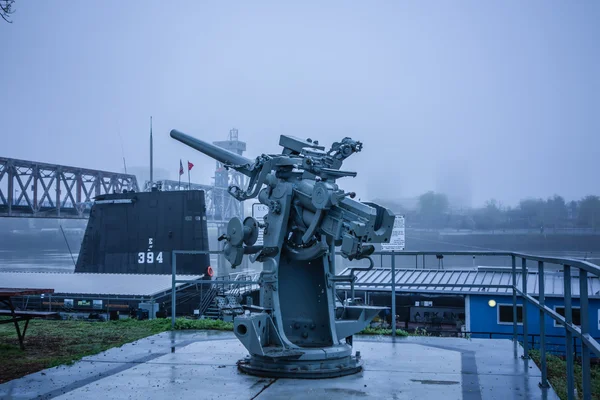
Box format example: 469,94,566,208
150,116,153,187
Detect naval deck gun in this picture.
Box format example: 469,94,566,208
171,129,395,378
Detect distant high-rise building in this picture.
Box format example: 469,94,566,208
435,160,472,209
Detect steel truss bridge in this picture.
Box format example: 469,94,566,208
0,157,139,219
0,158,244,224
1,129,247,223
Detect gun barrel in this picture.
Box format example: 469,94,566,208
170,129,253,175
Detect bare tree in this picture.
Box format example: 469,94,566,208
1,0,15,23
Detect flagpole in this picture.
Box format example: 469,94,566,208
188,163,191,190
149,116,153,188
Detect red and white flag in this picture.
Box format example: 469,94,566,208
188,161,194,171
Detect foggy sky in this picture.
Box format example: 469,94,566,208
1,1,598,207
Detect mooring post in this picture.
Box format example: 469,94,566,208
511,255,517,357
171,251,176,329
521,258,529,359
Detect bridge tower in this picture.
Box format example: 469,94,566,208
212,129,248,272
212,128,247,223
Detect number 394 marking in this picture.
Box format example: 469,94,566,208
138,252,163,264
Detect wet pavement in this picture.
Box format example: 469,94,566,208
0,330,559,400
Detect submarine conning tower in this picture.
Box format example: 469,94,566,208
75,189,210,276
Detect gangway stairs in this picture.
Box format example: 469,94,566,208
198,270,260,319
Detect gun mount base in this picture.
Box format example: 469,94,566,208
237,346,363,379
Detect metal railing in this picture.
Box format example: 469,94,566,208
512,252,599,399
170,250,259,328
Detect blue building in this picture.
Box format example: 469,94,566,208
342,267,600,355
467,274,600,354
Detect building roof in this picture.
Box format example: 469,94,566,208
0,288,54,296
338,268,600,298
0,272,203,297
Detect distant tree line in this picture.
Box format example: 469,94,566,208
374,192,600,231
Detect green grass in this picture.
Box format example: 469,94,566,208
358,327,409,336
0,317,234,383
529,350,600,400
172,318,233,331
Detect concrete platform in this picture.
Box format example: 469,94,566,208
0,330,559,400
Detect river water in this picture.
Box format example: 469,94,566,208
0,249,77,273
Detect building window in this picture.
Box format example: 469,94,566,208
497,304,523,325
554,307,581,327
